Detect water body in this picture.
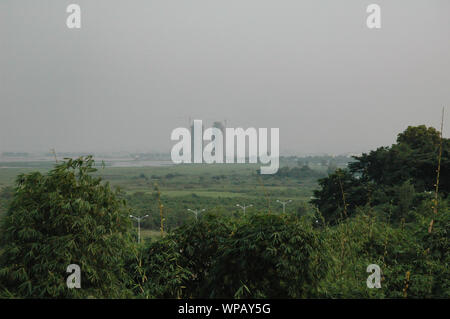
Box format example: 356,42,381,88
0,159,174,168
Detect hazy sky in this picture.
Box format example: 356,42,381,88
0,0,449,155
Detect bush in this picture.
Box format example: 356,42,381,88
208,214,328,298
0,157,134,298
319,199,449,298
136,213,328,299
137,213,233,298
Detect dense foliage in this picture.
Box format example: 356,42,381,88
312,125,449,224
318,200,449,298
208,214,327,298
0,157,133,298
0,187,13,220
274,165,325,179
135,213,327,298
0,125,448,299
351,126,449,193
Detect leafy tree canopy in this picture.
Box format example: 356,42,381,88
0,156,133,298
312,125,448,223
349,125,449,193
139,213,328,299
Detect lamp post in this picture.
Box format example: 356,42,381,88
236,203,253,215
129,214,149,243
187,208,205,220
276,199,292,214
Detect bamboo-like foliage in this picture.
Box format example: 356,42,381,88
154,182,165,236
0,156,134,298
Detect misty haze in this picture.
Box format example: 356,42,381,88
0,0,449,303
0,0,448,156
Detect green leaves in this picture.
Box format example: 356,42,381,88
0,156,134,298
136,213,327,299
312,125,449,225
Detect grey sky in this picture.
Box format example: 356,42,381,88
0,0,449,155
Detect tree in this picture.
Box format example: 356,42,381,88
138,213,233,298
396,125,441,152
311,169,368,224
349,125,449,194
313,125,449,224
0,156,133,298
208,214,328,298
319,200,450,299
0,186,14,219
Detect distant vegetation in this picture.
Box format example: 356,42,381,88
312,125,450,225
0,125,448,298
0,158,133,298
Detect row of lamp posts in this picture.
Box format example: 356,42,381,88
130,200,292,243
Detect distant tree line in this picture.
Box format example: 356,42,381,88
0,125,448,299
311,125,449,225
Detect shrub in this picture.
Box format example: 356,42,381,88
208,214,328,298
0,157,133,298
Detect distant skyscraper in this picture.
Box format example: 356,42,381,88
213,121,226,162
190,121,205,163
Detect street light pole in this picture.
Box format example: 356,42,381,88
276,199,292,214
187,208,205,220
236,204,253,215
129,214,149,243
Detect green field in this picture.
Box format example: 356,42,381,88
0,160,332,237
1,125,448,299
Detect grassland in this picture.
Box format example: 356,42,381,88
0,160,340,239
